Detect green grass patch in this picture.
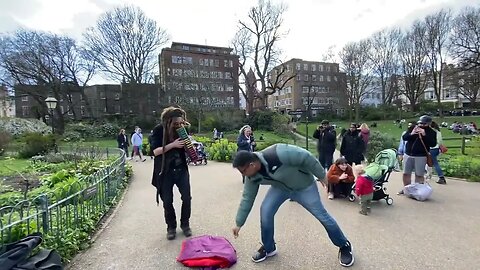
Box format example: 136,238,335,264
0,158,30,176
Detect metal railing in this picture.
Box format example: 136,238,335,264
0,147,127,247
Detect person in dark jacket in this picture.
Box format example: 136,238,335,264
117,128,129,158
237,125,256,152
231,144,354,267
399,115,437,194
340,123,365,165
312,119,337,170
150,106,192,240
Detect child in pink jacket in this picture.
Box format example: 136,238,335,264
354,165,374,215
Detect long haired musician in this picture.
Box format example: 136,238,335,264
150,106,192,240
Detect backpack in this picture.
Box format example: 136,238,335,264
177,235,237,269
0,232,63,270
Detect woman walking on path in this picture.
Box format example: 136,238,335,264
428,121,446,184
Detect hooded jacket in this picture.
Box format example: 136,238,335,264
235,144,326,227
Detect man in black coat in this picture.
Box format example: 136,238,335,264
313,120,337,170
340,123,365,165
400,115,437,193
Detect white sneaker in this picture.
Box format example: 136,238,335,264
328,193,334,200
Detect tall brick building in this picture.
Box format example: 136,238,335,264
267,58,348,116
159,42,240,109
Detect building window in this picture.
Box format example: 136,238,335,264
319,75,324,82
182,45,189,50
326,75,331,82
334,76,338,81
296,63,301,70
225,85,234,92
296,75,301,81
209,59,214,66
326,65,331,72
67,106,73,115
224,60,228,67
302,86,309,93
115,93,120,100
115,105,121,114
214,59,219,67
81,106,85,116
21,96,28,102
99,91,105,99
199,59,204,66
319,65,324,72
304,74,309,81
303,64,308,71
286,64,290,71
60,106,64,114
312,74,317,81
22,106,28,116
229,60,233,67
225,72,232,79
311,64,316,71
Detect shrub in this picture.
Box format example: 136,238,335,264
439,155,480,182
62,130,83,142
18,133,56,158
65,122,121,139
208,139,237,162
0,118,51,137
365,131,397,162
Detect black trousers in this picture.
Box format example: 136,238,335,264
319,152,334,170
159,168,191,230
328,182,354,197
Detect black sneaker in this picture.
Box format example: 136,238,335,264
167,228,176,240
181,226,192,237
252,245,277,263
338,241,354,267
436,177,447,185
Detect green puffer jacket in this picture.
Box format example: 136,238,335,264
235,144,326,227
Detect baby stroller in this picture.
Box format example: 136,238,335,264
187,142,208,165
348,149,398,205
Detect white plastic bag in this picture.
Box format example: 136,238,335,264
403,183,433,201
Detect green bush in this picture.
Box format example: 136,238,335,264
208,139,237,162
18,133,56,158
65,122,121,139
439,155,480,182
365,131,398,162
62,130,83,142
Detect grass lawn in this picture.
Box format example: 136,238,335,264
0,158,31,176
58,138,118,148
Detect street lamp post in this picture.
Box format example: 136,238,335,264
45,97,58,134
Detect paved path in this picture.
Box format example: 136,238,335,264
68,160,480,270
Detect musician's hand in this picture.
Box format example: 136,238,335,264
171,138,185,149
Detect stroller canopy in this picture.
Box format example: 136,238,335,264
374,149,398,169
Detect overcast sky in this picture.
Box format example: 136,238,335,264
1,0,479,84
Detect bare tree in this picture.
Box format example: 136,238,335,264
83,5,169,83
450,6,480,70
339,40,373,121
0,30,95,133
457,66,480,108
397,22,430,112
423,9,452,116
368,27,402,104
232,0,293,111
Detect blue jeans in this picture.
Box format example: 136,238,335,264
260,182,348,253
430,148,444,177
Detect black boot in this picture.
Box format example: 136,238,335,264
436,177,447,185
181,225,192,237
167,228,176,240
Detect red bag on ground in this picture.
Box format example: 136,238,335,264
177,235,237,269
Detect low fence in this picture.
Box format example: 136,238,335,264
443,136,473,155
0,147,126,247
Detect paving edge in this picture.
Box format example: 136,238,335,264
65,177,132,269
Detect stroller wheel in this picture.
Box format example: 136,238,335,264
348,194,356,202
386,197,394,205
